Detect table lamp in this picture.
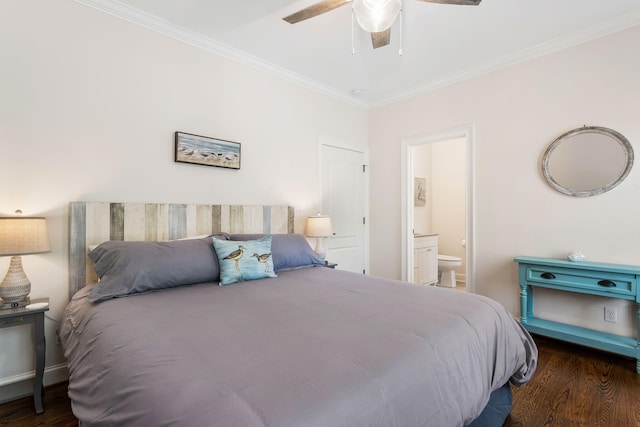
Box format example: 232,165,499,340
0,215,51,303
305,214,333,261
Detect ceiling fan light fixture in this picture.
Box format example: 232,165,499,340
353,0,402,33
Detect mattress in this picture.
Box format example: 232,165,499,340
58,266,537,426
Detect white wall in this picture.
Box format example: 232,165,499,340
369,26,640,335
0,0,367,400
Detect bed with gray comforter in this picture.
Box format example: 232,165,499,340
59,257,536,426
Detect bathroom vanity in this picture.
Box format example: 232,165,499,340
414,234,438,285
515,256,640,373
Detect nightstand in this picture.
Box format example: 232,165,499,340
0,297,49,414
324,261,337,269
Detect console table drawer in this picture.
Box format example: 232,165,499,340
524,265,636,297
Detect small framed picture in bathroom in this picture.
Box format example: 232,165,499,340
414,177,426,207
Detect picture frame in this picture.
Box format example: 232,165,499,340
414,177,426,207
175,131,241,170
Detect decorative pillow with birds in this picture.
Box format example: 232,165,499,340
212,236,277,285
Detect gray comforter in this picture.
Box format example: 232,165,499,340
59,267,537,427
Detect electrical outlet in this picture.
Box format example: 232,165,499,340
604,306,617,323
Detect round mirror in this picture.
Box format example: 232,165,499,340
542,126,634,197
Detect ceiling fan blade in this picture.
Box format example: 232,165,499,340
283,0,350,24
416,0,482,5
371,29,391,49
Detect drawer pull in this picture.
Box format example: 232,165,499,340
541,272,556,280
597,280,616,287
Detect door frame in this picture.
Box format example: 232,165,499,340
318,135,370,274
400,125,475,292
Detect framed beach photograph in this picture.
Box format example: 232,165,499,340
175,131,241,170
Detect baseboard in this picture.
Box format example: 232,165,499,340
0,363,68,404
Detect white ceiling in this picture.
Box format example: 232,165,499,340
78,0,640,107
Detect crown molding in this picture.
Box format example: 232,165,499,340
370,10,640,108
73,1,639,110
73,0,369,109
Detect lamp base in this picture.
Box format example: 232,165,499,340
314,237,327,261
0,256,31,303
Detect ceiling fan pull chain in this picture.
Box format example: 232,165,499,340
399,1,404,56
351,3,356,55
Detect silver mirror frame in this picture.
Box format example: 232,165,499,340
542,126,634,197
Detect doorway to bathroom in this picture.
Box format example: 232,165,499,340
401,126,475,292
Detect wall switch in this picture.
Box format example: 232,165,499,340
604,306,617,323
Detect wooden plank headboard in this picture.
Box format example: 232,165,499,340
69,202,294,298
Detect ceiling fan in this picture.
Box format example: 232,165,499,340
283,0,482,50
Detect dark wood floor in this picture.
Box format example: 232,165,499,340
1,336,639,426
504,335,640,426
0,381,76,427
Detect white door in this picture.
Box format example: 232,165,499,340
320,143,368,274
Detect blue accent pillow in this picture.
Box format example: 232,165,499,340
213,236,277,286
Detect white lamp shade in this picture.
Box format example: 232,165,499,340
0,217,51,256
306,215,333,238
353,0,402,33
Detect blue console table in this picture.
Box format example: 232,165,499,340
515,256,640,373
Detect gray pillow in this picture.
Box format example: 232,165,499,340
229,234,323,271
87,235,226,303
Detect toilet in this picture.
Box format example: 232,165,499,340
437,255,462,288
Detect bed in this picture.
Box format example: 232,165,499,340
59,202,537,427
